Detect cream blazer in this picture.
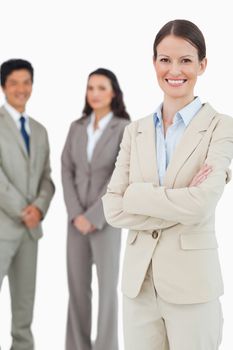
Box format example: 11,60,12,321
102,103,233,304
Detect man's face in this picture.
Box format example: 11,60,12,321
2,69,33,112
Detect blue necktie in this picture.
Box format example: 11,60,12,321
20,116,30,154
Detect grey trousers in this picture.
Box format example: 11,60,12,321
66,223,121,350
0,233,38,350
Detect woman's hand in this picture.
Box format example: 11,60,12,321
73,215,96,234
189,164,212,187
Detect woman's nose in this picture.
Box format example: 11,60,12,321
169,62,181,76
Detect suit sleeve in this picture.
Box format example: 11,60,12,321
0,161,28,221
84,121,128,230
123,116,233,225
84,178,111,230
102,124,177,230
32,129,55,217
61,123,84,222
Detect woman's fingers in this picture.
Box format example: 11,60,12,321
195,168,212,182
196,164,212,177
189,164,212,186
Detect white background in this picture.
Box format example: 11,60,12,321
0,0,233,349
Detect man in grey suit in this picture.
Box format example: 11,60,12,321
0,59,55,350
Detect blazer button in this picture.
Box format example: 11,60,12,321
152,230,158,239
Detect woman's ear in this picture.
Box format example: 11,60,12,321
198,57,207,76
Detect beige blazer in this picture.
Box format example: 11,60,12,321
0,106,55,241
102,103,233,304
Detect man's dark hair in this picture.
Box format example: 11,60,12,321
0,59,34,87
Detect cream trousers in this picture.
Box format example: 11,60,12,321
123,265,223,350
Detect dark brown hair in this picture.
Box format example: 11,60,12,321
153,19,206,61
82,68,130,120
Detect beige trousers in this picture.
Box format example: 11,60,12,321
0,232,38,350
123,266,223,350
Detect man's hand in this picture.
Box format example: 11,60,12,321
22,205,42,229
73,215,96,235
189,164,212,187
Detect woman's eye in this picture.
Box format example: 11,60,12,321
181,58,191,63
160,58,169,63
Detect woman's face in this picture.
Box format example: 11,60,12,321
86,74,115,112
153,35,207,102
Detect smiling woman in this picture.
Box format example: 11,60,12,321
154,35,206,93
102,19,233,350
153,25,207,134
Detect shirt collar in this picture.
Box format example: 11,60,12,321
154,103,163,127
90,111,113,131
4,100,28,122
154,97,202,127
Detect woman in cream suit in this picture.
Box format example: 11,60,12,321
102,20,233,350
62,68,130,350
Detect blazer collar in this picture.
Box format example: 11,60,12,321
28,117,40,167
0,106,42,166
163,103,217,188
136,103,217,187
78,115,120,167
136,114,159,184
91,116,119,161
0,106,29,158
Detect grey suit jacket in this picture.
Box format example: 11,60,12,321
0,106,55,241
61,115,129,230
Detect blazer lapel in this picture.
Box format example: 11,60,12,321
0,106,28,159
78,116,91,172
136,114,160,184
163,103,217,188
91,116,120,164
28,118,39,168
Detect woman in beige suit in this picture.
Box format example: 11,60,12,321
103,20,233,350
62,68,130,350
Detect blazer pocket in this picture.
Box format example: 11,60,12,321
180,233,218,250
126,230,138,245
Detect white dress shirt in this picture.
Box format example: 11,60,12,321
4,101,30,134
87,111,113,162
154,97,202,185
